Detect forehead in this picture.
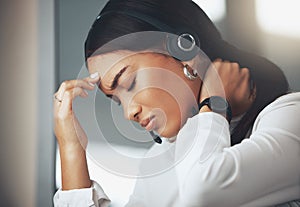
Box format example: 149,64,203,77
87,50,136,78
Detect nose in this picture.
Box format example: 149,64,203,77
124,101,142,122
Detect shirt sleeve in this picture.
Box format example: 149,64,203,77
174,101,300,207
53,180,111,207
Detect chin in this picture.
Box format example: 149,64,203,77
157,125,180,138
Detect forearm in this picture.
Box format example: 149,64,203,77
54,143,111,206
59,143,92,190
176,102,300,206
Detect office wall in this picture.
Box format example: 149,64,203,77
58,0,108,82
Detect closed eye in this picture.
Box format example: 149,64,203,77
128,76,136,91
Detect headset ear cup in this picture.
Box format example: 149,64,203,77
166,33,200,61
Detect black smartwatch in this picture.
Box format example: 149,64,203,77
198,96,232,123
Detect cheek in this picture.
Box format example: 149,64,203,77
132,69,198,136
136,68,196,110
137,88,180,111
135,88,186,137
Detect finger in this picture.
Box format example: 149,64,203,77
84,72,100,85
62,79,96,91
82,73,101,91
206,60,221,77
240,67,251,84
58,87,89,118
231,62,240,73
231,66,247,86
56,78,97,100
222,62,239,76
213,58,223,63
55,72,99,96
212,59,222,69
54,87,87,119
214,61,237,79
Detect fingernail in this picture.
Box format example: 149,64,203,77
90,72,99,79
88,82,95,87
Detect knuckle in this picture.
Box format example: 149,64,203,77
65,80,71,86
61,81,67,87
60,81,68,90
241,67,250,76
214,58,222,63
63,80,74,88
223,60,230,66
231,62,239,68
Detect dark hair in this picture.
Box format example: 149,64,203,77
85,0,289,145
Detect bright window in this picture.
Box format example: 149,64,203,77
255,0,300,38
193,0,226,22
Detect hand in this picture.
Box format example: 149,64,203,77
53,72,100,149
199,60,256,116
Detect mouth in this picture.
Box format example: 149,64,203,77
140,115,156,131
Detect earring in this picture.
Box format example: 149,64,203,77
183,64,198,81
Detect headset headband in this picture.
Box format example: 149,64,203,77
98,10,175,33
95,9,200,61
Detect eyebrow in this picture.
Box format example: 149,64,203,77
109,65,129,90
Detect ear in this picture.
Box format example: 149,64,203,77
181,55,207,78
181,57,197,68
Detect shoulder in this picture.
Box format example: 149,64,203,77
257,92,300,117
252,92,300,135
266,92,300,107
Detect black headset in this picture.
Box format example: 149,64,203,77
96,10,201,144
96,10,201,61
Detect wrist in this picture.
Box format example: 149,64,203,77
58,137,86,150
199,105,227,118
198,96,232,123
199,105,212,113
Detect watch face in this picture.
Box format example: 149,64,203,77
209,96,228,113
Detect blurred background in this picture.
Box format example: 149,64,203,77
1,0,299,206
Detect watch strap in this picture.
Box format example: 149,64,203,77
198,96,232,123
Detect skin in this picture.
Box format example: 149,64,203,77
53,50,255,190
87,50,202,138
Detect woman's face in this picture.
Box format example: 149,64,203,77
87,50,201,138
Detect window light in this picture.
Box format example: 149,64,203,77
255,0,300,38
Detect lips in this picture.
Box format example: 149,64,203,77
140,115,155,131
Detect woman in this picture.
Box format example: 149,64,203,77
53,0,300,206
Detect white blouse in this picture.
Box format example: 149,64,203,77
54,92,300,207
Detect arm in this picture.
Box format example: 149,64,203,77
174,59,300,206
175,98,300,206
53,73,111,206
